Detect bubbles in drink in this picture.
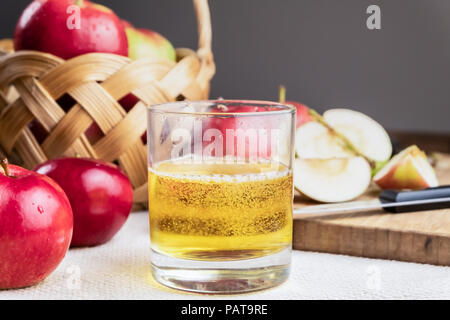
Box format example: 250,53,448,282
148,159,293,261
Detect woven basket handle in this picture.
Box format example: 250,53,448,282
194,0,212,60
193,0,215,90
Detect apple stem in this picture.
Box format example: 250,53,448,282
1,158,10,177
279,85,286,104
217,104,228,112
308,109,377,169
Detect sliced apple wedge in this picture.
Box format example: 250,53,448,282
293,157,371,203
323,109,392,162
295,121,353,159
373,145,438,190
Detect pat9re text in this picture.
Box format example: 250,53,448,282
181,304,268,317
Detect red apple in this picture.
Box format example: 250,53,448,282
0,159,73,289
35,158,133,247
278,86,312,128
14,0,128,60
203,102,281,160
286,101,313,128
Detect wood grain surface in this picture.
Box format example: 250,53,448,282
293,155,450,266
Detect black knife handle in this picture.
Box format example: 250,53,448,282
380,185,450,213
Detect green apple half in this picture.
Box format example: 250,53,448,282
293,157,372,203
295,108,392,164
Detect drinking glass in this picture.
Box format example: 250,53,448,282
147,100,295,293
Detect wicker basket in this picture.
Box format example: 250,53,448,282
0,0,215,209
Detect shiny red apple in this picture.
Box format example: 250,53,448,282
0,160,73,289
14,0,128,60
35,158,133,247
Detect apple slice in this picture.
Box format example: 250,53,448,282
293,157,371,203
373,145,438,190
295,121,353,159
323,109,392,162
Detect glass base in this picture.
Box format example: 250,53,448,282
151,247,291,294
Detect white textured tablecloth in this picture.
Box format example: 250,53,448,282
1,212,449,300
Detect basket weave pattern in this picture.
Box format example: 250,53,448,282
0,0,215,208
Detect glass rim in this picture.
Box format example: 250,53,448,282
148,100,296,117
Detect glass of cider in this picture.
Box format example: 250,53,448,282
147,100,295,293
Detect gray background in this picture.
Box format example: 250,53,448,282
1,0,449,133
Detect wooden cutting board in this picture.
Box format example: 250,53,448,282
293,156,450,266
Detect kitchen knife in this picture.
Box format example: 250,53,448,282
293,185,450,216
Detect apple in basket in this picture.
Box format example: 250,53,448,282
14,0,128,144
35,158,133,247
123,20,176,62
14,1,177,146
14,0,128,60
0,159,73,289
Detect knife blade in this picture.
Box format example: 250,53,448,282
293,185,450,217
